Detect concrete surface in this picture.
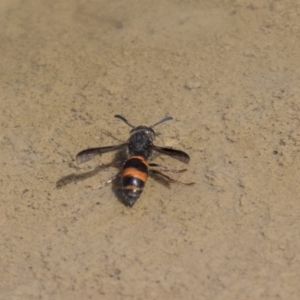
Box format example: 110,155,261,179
1,0,300,299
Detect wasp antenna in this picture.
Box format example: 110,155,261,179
114,115,135,128
151,116,173,128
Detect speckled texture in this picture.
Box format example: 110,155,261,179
1,0,300,299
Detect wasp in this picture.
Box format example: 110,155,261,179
76,115,194,206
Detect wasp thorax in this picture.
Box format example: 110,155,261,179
128,127,155,157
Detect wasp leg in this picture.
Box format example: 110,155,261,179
149,170,195,186
85,172,121,189
149,163,187,173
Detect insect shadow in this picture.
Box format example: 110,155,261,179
55,130,122,189
56,147,174,206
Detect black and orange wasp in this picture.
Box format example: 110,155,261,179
76,115,194,206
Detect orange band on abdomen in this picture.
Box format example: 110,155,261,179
122,168,148,183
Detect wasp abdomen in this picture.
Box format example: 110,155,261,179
122,156,148,206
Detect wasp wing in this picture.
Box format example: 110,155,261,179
152,146,190,164
76,144,127,164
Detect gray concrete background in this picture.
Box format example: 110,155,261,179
1,0,300,299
